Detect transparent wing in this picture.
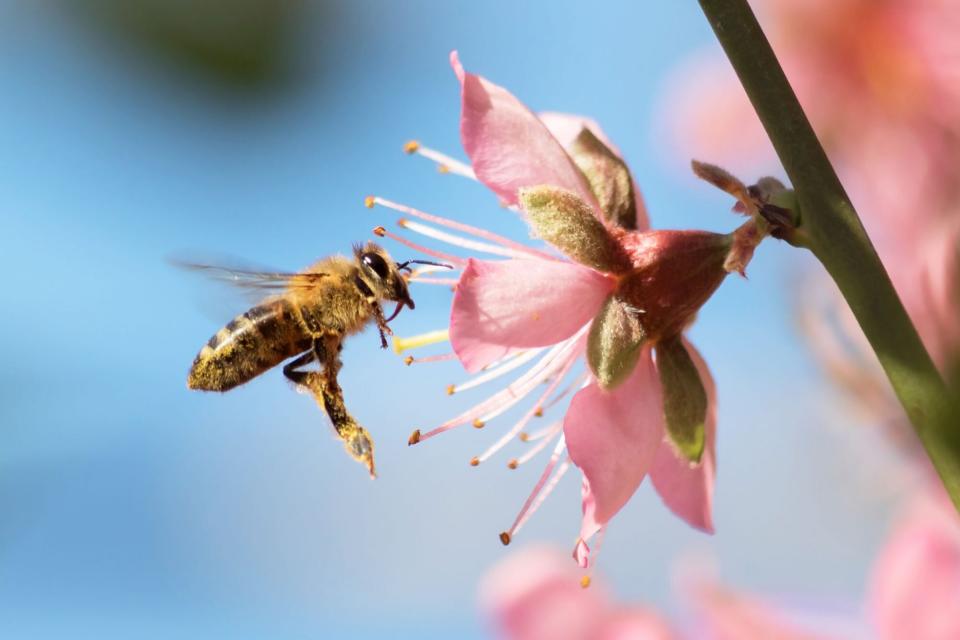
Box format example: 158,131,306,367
173,261,326,292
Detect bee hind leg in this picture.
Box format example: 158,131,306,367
283,339,376,478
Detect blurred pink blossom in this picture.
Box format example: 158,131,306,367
661,0,960,441
479,546,674,640
869,488,960,640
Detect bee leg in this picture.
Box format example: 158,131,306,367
281,350,316,386
370,303,392,349
287,337,376,478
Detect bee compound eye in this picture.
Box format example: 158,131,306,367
362,252,390,279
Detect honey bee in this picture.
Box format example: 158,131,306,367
182,241,446,477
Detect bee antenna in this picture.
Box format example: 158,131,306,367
398,259,454,271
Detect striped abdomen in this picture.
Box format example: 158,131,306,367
188,299,312,392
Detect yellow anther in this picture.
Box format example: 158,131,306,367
403,140,421,154
499,532,512,546
470,456,480,467
534,407,543,417
507,459,518,470
364,195,376,208
518,432,530,442
397,217,409,228
446,384,456,395
408,429,421,446
373,226,386,237
437,164,450,174
472,419,485,429
580,576,591,589
403,356,414,366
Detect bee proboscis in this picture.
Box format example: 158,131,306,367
181,241,447,477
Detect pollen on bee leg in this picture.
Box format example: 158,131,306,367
392,329,450,355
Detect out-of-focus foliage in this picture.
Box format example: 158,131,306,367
60,0,309,89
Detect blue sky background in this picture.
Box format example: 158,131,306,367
0,1,903,637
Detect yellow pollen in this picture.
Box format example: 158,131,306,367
437,164,450,174
470,456,480,467
364,195,376,208
519,432,529,442
472,419,485,429
580,576,591,589
499,532,512,546
446,384,456,395
534,407,543,418
397,217,409,228
403,356,414,366
373,226,386,237
392,329,450,354
403,140,421,154
408,429,421,446
507,459,518,470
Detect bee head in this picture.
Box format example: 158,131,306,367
354,242,415,311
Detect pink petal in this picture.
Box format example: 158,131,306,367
650,339,717,533
869,490,960,640
565,349,664,545
450,258,613,372
450,51,599,212
538,111,650,231
598,609,676,640
538,112,621,154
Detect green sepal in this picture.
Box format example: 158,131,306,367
656,336,707,463
520,185,629,273
569,128,638,230
587,295,646,390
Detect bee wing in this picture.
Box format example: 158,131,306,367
171,257,329,302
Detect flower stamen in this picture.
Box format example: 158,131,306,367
448,348,544,395
398,217,535,260
371,222,468,267
403,140,477,180
476,355,577,464
392,329,450,355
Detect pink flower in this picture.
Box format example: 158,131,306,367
479,546,674,640
868,488,960,640
369,53,774,566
